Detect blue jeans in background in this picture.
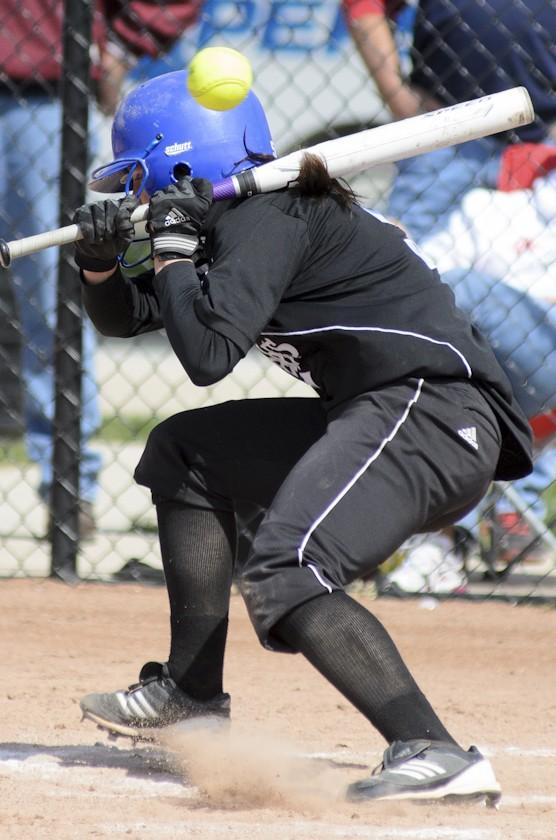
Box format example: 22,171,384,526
443,268,556,521
444,268,556,419
387,138,501,244
387,140,556,526
0,92,101,503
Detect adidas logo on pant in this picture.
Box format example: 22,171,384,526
457,426,478,450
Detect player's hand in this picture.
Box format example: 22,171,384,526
147,177,213,260
73,195,139,272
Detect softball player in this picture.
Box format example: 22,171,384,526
76,70,532,804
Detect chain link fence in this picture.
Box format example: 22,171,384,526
0,0,555,603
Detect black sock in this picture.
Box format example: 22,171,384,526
156,501,235,702
274,590,457,745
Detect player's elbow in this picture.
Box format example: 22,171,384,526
94,320,137,339
186,363,228,387
178,336,244,386
83,298,138,339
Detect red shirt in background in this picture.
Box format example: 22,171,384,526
0,0,201,82
342,0,406,21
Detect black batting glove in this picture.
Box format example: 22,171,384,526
146,177,213,261
73,195,139,272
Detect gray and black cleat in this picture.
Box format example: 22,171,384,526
80,661,231,740
347,739,501,806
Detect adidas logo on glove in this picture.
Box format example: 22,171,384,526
164,208,188,227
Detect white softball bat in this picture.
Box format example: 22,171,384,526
0,86,533,267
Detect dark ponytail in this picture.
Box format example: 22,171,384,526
296,152,357,210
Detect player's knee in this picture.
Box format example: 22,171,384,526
134,415,193,491
237,566,297,652
238,558,340,652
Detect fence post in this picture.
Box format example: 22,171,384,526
50,0,92,581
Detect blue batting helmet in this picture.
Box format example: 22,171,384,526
89,69,276,196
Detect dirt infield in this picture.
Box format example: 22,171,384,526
1,579,554,839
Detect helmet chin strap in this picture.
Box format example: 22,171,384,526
119,240,152,270
123,133,165,197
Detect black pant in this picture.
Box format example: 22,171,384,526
135,377,501,649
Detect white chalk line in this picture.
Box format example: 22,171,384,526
0,742,186,798
307,745,556,762
490,745,556,759
0,757,186,799
503,795,556,806
1,743,555,811
102,822,501,839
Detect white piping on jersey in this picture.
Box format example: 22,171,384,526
296,378,424,578
260,326,472,379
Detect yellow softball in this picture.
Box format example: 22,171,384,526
187,47,253,111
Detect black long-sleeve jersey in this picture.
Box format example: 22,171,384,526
83,189,532,480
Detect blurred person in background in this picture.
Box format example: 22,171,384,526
0,0,200,537
343,0,556,591
343,0,556,242
384,152,556,594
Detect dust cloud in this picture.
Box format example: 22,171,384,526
159,718,352,811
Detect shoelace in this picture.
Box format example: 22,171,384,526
126,672,162,695
371,758,386,776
